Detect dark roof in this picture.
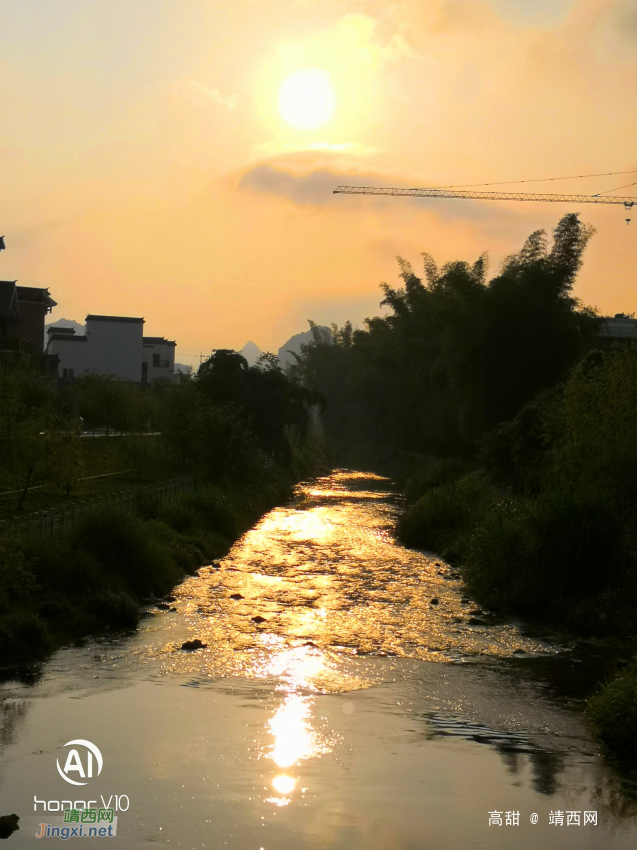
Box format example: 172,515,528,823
86,315,144,324
48,326,75,335
0,281,21,322
143,336,176,345
16,286,57,308
48,334,87,342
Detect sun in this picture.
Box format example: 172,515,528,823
278,69,336,130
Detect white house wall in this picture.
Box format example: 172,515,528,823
86,319,143,382
47,317,144,381
142,339,177,382
47,338,89,378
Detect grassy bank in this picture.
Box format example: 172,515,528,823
396,454,637,759
587,670,637,758
400,476,635,627
0,475,291,666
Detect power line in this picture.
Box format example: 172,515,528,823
433,169,637,190
594,180,637,197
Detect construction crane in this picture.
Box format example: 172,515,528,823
333,186,637,222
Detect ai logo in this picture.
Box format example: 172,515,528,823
56,740,103,786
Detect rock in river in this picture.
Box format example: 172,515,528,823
0,814,20,839
181,639,207,651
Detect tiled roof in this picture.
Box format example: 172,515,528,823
143,336,176,345
16,286,57,307
48,334,87,342
86,315,144,324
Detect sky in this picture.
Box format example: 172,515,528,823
1,0,636,367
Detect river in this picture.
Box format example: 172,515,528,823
1,471,636,848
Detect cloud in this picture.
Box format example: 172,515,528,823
594,0,637,60
238,160,400,205
239,164,350,204
237,160,552,226
175,79,238,110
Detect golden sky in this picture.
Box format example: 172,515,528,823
1,0,636,365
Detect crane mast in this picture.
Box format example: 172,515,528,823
333,186,636,208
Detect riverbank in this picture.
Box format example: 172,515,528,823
392,454,637,757
2,470,636,850
0,474,293,667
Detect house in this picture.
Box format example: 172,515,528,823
47,315,179,383
599,313,637,340
0,280,57,365
142,337,176,384
47,315,144,381
16,286,58,352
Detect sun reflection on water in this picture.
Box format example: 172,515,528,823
268,692,321,768
261,643,336,806
147,470,555,687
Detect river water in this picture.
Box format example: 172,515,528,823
1,471,636,848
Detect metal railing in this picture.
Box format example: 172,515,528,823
5,474,195,542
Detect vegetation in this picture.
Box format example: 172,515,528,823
587,670,637,758
291,213,598,458
0,349,325,665
292,214,637,633
290,214,637,757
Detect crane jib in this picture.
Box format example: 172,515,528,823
333,186,636,207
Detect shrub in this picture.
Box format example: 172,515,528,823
37,595,74,622
479,390,561,495
71,510,181,598
464,489,626,612
403,457,470,504
144,519,204,572
0,532,35,612
0,613,51,661
587,672,637,756
398,474,497,559
158,497,199,534
30,543,108,596
186,486,250,540
88,589,140,629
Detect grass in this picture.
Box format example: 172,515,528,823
398,469,632,626
398,464,637,759
397,474,497,560
587,671,637,757
402,456,472,504
0,476,292,667
0,435,180,518
463,489,626,613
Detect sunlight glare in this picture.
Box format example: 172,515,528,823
268,693,318,768
272,774,296,795
279,69,336,130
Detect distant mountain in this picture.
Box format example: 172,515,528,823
46,318,85,334
277,326,331,371
44,318,85,346
240,340,263,367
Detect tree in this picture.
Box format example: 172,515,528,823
293,214,598,459
195,348,314,468
155,381,205,472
